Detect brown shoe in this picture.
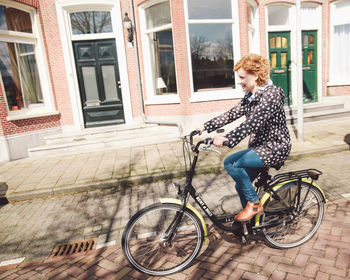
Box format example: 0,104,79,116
234,201,264,222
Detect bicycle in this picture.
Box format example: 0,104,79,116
122,130,327,276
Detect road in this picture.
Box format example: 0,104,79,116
0,150,349,266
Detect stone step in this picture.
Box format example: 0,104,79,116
44,124,170,145
285,102,344,116
28,124,180,158
286,107,350,124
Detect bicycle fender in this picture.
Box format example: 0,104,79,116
255,179,327,227
159,198,209,243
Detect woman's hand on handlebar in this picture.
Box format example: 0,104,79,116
198,125,205,136
211,136,229,147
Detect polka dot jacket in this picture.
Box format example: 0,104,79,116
204,84,292,169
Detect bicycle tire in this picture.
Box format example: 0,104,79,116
122,203,204,276
261,181,324,249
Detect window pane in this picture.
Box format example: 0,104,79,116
0,42,43,110
268,6,289,26
145,2,171,30
102,65,119,101
189,23,234,91
270,37,275,48
149,30,177,95
82,66,99,104
270,53,277,68
309,35,314,45
0,5,32,33
281,52,287,67
307,50,313,65
276,36,281,48
333,24,350,82
188,0,231,19
282,37,288,48
70,11,112,35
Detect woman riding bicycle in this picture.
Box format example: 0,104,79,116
199,53,291,222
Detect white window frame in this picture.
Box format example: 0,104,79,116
56,0,132,129
139,0,180,105
184,0,242,103
247,0,260,54
0,0,56,121
329,0,350,85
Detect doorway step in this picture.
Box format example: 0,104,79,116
28,124,180,158
285,97,350,125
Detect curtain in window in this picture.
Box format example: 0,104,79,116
333,24,350,83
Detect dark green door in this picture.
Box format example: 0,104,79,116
268,32,291,105
73,39,125,128
302,30,317,103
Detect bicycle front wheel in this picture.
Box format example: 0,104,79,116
122,203,204,276
261,181,324,249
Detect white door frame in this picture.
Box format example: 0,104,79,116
56,0,132,130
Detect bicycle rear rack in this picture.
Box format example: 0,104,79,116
270,168,322,185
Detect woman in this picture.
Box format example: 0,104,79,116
199,53,291,222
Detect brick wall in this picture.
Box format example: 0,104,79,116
0,0,70,137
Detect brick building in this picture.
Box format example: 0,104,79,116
0,0,349,162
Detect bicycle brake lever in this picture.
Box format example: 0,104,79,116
200,146,221,155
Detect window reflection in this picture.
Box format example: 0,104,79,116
188,0,231,19
143,1,177,96
150,30,177,95
0,42,43,110
145,2,171,29
189,23,234,91
70,11,112,34
0,5,32,33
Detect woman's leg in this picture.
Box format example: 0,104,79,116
224,149,264,221
224,149,264,207
224,149,252,207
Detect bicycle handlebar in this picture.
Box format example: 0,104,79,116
187,130,230,152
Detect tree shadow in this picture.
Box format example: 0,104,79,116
344,133,350,149
0,182,9,206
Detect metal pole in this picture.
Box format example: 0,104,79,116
296,0,304,141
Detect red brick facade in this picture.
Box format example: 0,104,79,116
0,0,349,161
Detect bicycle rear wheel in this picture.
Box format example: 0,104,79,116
122,203,204,276
261,181,324,249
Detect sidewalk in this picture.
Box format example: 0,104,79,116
0,118,349,202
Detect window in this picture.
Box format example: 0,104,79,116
187,0,236,93
0,4,44,112
330,0,350,84
247,0,259,53
268,5,290,26
70,11,112,35
140,1,177,102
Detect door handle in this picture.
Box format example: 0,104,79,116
117,81,121,88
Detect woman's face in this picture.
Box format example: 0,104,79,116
236,68,258,93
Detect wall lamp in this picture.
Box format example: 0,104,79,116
123,12,134,45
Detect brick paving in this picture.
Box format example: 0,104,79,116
0,197,349,279
0,149,349,279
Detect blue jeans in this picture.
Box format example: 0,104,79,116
224,149,264,208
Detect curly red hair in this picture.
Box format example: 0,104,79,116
234,54,270,86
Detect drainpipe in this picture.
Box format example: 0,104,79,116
128,0,183,137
